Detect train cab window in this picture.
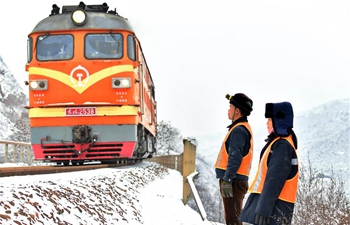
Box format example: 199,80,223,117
127,35,136,61
85,33,123,59
27,37,33,63
36,35,73,61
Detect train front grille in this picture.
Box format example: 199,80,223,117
41,142,129,159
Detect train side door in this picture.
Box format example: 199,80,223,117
128,35,144,115
137,43,145,116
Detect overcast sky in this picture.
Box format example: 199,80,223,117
0,0,349,137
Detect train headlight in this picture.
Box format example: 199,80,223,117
112,78,131,88
72,10,87,26
29,80,48,90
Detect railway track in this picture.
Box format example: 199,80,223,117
0,161,142,177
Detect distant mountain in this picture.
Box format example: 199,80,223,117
294,98,349,180
0,55,29,141
192,98,349,222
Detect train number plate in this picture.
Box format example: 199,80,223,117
65,107,97,116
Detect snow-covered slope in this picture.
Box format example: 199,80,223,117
294,98,349,178
0,55,28,141
0,162,221,225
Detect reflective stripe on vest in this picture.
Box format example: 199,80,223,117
214,122,253,176
249,135,299,203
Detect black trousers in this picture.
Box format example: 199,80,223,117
220,179,249,225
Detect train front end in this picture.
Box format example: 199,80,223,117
25,2,157,165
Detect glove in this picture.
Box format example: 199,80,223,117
221,180,233,198
254,213,271,225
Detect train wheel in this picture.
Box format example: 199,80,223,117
62,161,70,166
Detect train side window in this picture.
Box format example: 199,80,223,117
127,35,136,61
36,35,74,61
85,33,123,59
27,38,33,63
151,84,155,101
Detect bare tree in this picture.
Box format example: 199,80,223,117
156,120,183,155
293,154,350,225
13,116,30,142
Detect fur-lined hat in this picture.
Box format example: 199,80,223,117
226,93,253,116
265,101,294,136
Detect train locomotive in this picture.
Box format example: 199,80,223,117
25,2,157,165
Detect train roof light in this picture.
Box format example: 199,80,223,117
72,9,87,26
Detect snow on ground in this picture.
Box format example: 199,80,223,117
0,161,223,225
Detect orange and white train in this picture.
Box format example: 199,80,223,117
25,2,157,165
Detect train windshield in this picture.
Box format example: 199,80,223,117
85,33,123,59
36,35,73,61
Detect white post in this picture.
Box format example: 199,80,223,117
187,171,207,221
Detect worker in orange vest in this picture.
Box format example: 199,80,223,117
215,93,254,225
239,101,299,225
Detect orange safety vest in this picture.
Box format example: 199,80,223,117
249,135,299,203
214,122,253,176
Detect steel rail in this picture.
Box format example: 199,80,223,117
0,161,141,177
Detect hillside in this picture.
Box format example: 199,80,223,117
294,98,350,178
0,56,28,142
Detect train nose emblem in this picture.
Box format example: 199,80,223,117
72,125,92,143
70,65,90,87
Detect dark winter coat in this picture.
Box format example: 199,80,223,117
215,117,252,182
238,132,298,225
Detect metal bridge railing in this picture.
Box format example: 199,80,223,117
0,140,33,164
